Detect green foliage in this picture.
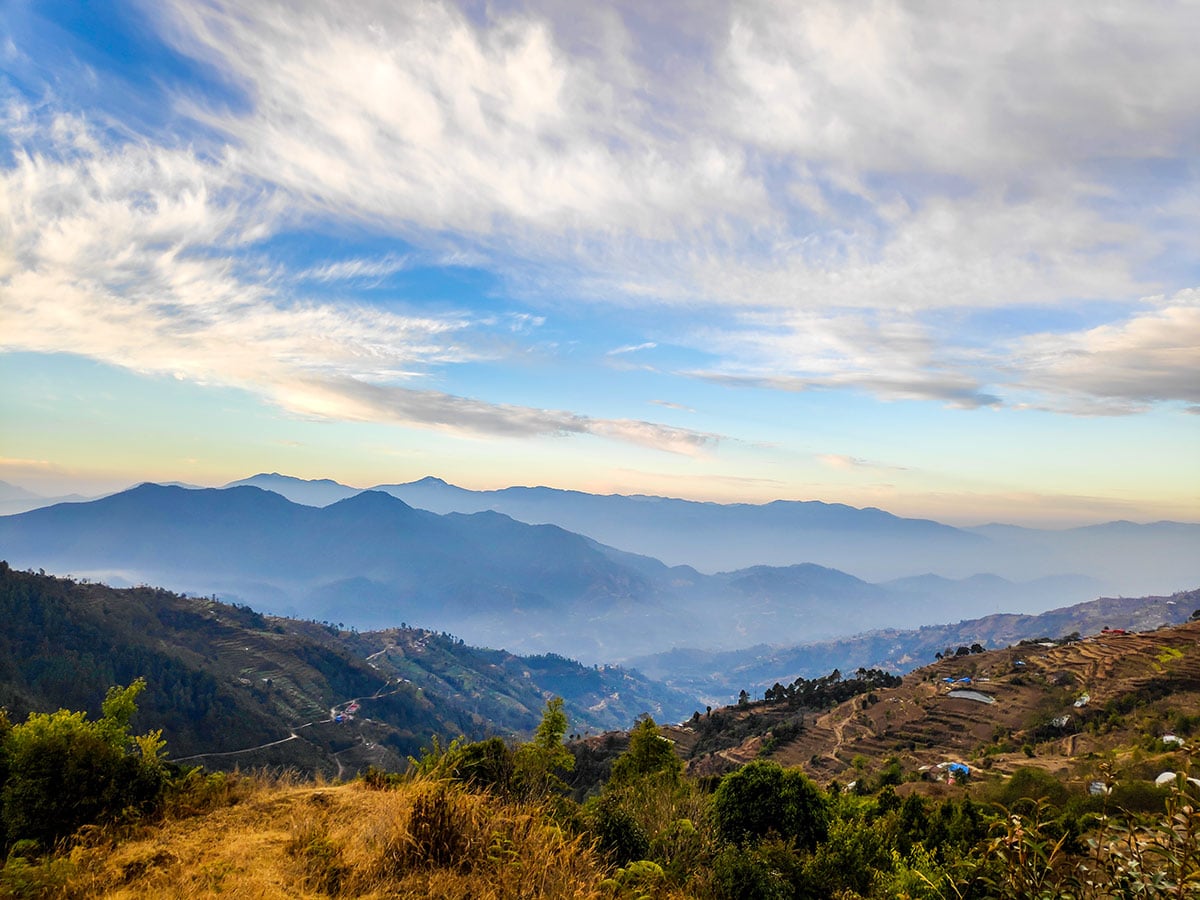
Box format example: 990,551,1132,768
1107,779,1170,815
711,843,792,900
0,680,166,849
592,793,651,866
712,761,828,850
450,736,515,793
599,859,667,898
878,843,958,900
0,849,76,899
801,813,894,896
513,697,574,797
161,767,249,817
609,717,682,789
988,766,1071,811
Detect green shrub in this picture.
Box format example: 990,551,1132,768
711,844,791,900
988,766,1070,811
450,736,515,793
712,761,828,850
599,859,666,897
801,814,893,896
1,680,165,849
1107,779,1170,814
591,794,650,866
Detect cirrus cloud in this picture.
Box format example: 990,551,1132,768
0,103,721,455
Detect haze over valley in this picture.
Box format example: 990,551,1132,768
1,475,1196,667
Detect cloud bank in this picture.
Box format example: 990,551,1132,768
0,104,718,454
3,0,1198,445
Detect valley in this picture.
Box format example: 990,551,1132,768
0,564,694,775
2,479,1194,664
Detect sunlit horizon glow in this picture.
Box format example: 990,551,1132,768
1,1,1198,530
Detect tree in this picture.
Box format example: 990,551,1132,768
712,761,828,850
514,697,574,797
608,716,682,788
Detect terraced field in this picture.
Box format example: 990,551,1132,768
672,619,1200,786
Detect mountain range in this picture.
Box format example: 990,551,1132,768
0,481,1145,661
225,473,1200,592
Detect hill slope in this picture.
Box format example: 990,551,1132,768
631,588,1200,704
0,565,695,774
668,613,1200,786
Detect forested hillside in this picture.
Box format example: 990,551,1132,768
0,564,694,774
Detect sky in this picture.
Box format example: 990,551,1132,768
1,0,1198,527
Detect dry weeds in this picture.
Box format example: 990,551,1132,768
49,775,609,899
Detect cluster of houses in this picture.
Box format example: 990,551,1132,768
917,761,972,784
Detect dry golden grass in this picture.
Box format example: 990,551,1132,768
51,776,610,899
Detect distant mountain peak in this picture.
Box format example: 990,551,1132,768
0,480,44,501
230,472,350,488
325,489,413,512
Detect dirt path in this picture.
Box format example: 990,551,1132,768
169,683,411,767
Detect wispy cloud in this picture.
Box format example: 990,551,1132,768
816,454,906,473
0,458,54,469
683,308,1002,408
291,376,720,454
296,254,412,283
607,342,657,356
5,0,1199,440
0,104,717,455
649,399,694,412
157,0,768,246
142,0,1195,334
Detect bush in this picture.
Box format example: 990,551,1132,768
599,859,666,897
712,761,828,850
1,680,165,849
711,844,791,900
1107,779,1170,814
802,814,893,896
988,766,1070,811
591,794,650,866
450,737,515,794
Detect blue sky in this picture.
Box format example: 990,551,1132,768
1,0,1198,525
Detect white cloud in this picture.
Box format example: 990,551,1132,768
141,0,1200,405
0,104,720,454
156,0,768,245
1006,289,1200,414
682,287,1200,413
684,308,1001,408
608,342,658,356
718,1,1200,176
7,0,1199,424
649,400,694,413
297,254,412,283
